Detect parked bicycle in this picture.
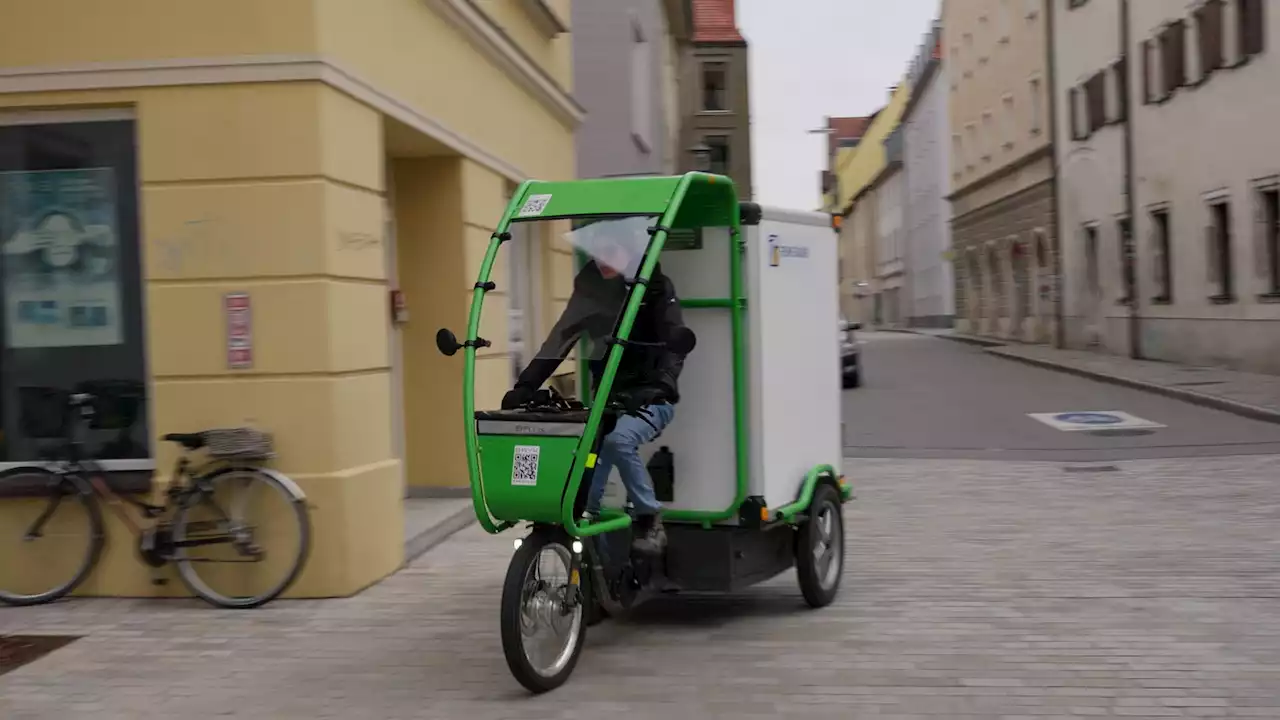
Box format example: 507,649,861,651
0,391,311,609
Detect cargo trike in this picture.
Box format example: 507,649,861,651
435,172,851,693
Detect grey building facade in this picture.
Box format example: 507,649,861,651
572,0,691,178
902,21,955,328
678,0,752,198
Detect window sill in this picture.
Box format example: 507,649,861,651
696,109,732,116
1209,293,1237,305
1258,292,1280,304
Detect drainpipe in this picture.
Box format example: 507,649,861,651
1120,0,1143,359
1045,0,1066,349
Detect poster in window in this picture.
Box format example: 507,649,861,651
0,168,124,349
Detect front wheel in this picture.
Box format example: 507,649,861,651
172,467,311,609
0,470,104,606
501,528,586,693
795,483,845,608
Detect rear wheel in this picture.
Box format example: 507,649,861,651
173,468,310,609
0,470,103,606
795,483,844,608
501,529,586,693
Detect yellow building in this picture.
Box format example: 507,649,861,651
0,0,581,598
829,81,911,214
827,80,911,324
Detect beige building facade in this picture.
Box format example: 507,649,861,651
945,0,1058,343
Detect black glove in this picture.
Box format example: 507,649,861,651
501,386,535,410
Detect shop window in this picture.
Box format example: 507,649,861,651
1151,208,1173,303
0,115,148,469
700,62,728,112
1206,198,1235,302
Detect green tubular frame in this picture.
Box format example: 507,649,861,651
463,180,533,534
461,173,843,538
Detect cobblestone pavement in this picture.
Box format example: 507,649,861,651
3,455,1279,719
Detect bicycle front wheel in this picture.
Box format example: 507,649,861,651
501,528,586,693
0,469,104,606
173,467,311,609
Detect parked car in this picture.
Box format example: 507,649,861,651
840,317,861,388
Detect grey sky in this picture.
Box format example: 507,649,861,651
738,0,941,210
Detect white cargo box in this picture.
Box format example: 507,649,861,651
601,205,842,523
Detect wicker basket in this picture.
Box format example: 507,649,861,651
200,427,275,460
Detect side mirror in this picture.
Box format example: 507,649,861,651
838,319,850,332
667,325,697,355
435,328,462,356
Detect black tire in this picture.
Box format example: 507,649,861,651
0,469,104,606
580,544,606,627
501,529,586,693
795,483,845,608
173,467,311,609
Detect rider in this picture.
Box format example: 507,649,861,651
501,222,690,555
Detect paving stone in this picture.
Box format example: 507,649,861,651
1,455,1278,718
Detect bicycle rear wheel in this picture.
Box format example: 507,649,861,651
172,467,310,609
0,469,104,606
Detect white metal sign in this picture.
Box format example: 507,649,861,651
1028,411,1165,432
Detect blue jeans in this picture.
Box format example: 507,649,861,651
585,403,676,516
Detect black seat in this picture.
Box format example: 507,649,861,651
162,432,206,451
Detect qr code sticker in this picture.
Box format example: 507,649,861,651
512,445,540,486
516,193,552,218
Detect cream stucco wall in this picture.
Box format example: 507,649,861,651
945,0,1051,202
0,0,578,598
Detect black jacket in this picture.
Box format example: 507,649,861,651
514,261,688,403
